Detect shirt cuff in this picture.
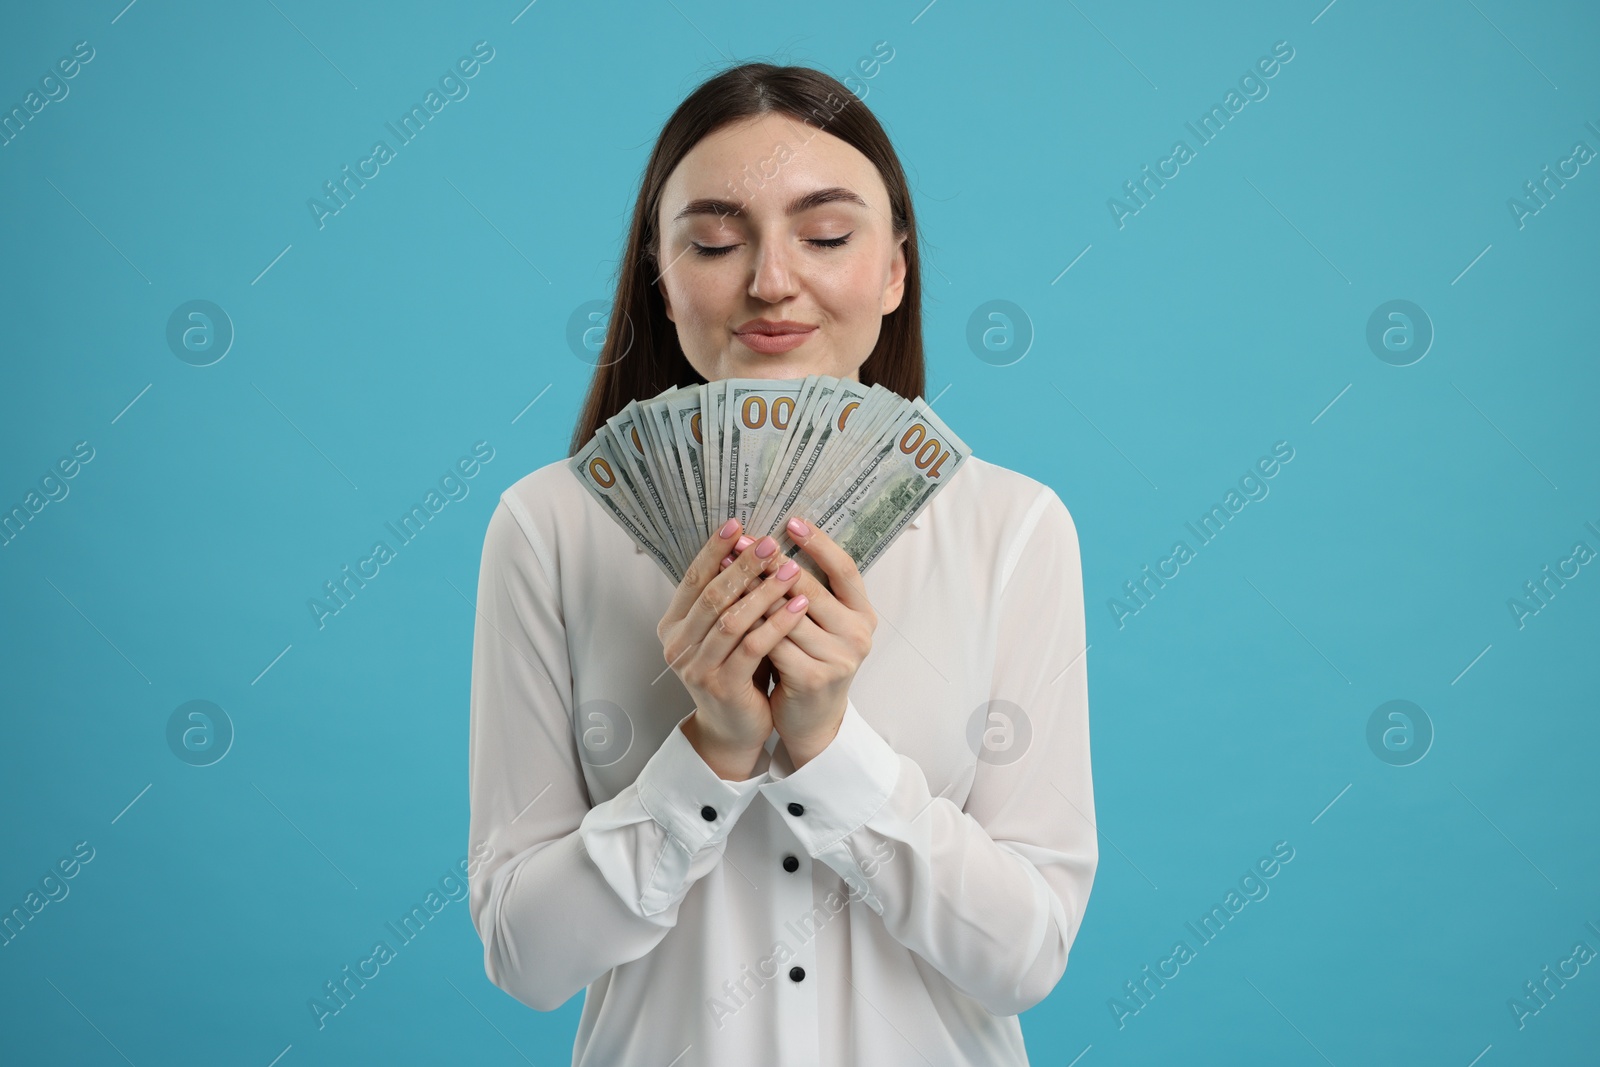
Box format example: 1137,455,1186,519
636,709,769,856
759,697,901,858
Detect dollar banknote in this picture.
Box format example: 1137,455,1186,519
568,375,970,587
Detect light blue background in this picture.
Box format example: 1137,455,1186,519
2,1,1597,1064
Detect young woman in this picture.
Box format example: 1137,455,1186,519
467,62,1096,1066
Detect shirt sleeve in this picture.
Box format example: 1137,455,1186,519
467,498,769,1013
756,485,1098,1016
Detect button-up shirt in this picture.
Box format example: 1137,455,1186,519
467,451,1097,1066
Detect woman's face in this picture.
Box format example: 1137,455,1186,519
655,112,908,383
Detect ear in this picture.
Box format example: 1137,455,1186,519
880,234,908,315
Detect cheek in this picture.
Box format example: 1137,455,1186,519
812,259,885,319
667,273,731,328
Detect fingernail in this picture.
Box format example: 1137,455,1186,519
734,535,754,552
775,559,799,580
720,556,733,569
755,536,778,558
787,517,810,538
718,518,739,539
786,594,809,613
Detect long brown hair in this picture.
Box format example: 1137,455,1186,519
567,62,926,457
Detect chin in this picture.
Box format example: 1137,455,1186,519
725,353,820,380
746,366,812,380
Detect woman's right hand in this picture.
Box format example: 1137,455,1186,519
657,519,810,777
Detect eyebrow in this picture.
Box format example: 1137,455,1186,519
671,186,869,222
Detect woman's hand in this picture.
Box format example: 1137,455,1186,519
727,516,879,768
658,519,811,778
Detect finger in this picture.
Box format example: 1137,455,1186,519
766,629,817,675
665,517,743,626
722,587,811,680
773,564,855,632
752,563,850,633
695,557,803,677
772,613,841,660
718,534,757,569
718,534,757,570
685,541,795,658
783,517,872,612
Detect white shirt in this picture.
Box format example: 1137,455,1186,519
467,451,1097,1066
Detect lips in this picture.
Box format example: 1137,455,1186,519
735,319,816,336
734,319,818,354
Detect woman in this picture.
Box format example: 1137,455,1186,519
467,62,1096,1066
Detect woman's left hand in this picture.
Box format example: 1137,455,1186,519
763,516,878,767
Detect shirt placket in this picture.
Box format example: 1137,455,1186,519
760,794,822,1066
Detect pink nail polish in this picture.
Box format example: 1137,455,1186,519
787,517,810,538
718,517,739,538
775,559,799,580
786,594,809,613
734,535,754,553
755,536,778,558
720,556,733,569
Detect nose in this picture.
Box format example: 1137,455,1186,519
747,237,801,304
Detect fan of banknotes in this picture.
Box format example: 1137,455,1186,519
569,375,971,587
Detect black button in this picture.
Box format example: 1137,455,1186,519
782,854,799,873
700,805,717,821
789,966,805,982
787,802,804,816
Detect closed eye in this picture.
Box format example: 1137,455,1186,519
691,233,854,258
